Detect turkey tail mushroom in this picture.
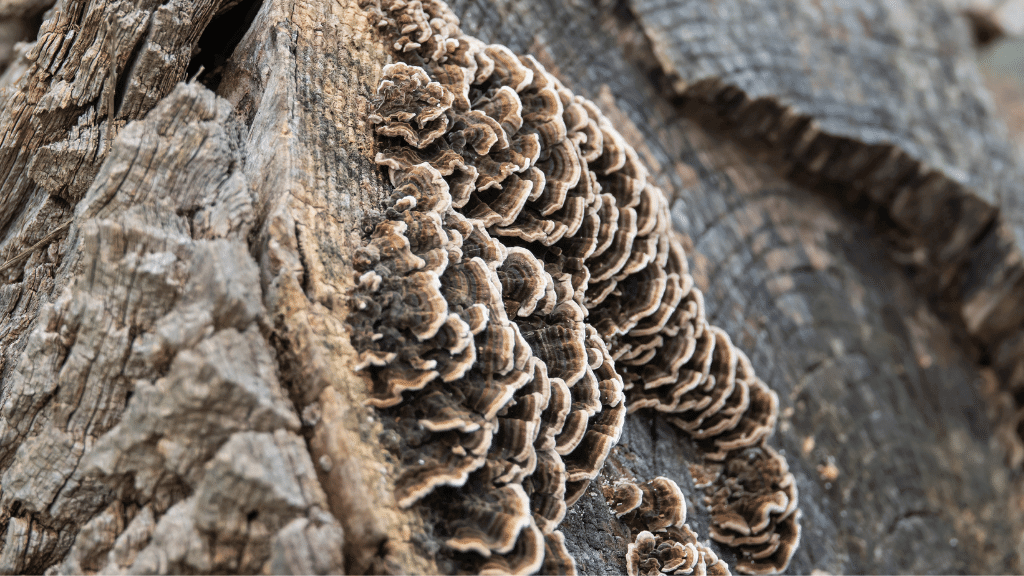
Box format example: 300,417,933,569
350,0,797,572
612,476,731,576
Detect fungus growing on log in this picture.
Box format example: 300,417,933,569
626,528,732,576
607,477,732,576
694,446,801,574
608,477,687,533
348,0,798,572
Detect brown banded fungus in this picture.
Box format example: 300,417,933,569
350,0,798,573
605,477,687,533
626,527,732,576
608,477,731,576
695,446,801,574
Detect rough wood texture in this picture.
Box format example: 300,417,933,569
605,1,1024,467
0,0,1023,574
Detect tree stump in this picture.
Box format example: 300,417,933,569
0,0,1023,574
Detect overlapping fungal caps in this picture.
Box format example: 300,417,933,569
605,477,731,576
608,477,688,533
693,447,801,575
627,528,732,576
350,0,797,573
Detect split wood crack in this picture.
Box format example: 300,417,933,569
0,220,71,275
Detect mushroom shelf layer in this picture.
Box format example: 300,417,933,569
606,476,732,576
347,0,800,573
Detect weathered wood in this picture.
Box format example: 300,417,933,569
445,0,1024,571
218,1,436,572
0,0,54,72
0,0,1023,574
604,0,1024,473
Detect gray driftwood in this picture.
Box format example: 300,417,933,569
1,0,1023,574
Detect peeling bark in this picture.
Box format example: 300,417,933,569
1,0,1023,574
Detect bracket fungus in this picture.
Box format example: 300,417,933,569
606,477,732,576
695,447,801,575
626,528,732,576
349,0,798,573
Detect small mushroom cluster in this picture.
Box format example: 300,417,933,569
350,0,799,573
605,477,730,576
693,447,801,574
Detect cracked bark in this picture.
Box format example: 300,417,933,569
1,0,1023,574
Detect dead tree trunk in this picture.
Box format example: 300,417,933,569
1,0,1023,574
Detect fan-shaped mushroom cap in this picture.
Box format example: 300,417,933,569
659,540,700,574
414,384,486,433
554,408,588,457
602,171,645,211
592,264,668,339
455,368,524,423
430,62,473,111
520,84,564,128
608,481,644,517
367,220,425,275
375,0,462,58
589,206,638,282
702,379,780,460
732,512,800,575
525,448,568,533
461,219,508,267
563,398,626,483
630,270,687,337
386,269,449,341
672,328,738,425
478,519,546,576
685,349,754,439
446,483,532,555
538,375,571,451
392,422,493,508
562,100,589,135
442,256,500,312
476,85,525,136
451,109,510,156
476,322,517,375
377,142,466,177
540,531,578,575
577,118,604,163
392,162,453,213
592,120,628,175
465,180,527,228
367,363,440,408
489,419,539,484
637,477,687,532
609,476,687,535
498,247,549,317
634,184,664,236
521,323,587,388
483,44,535,92
399,209,448,252
370,63,454,147
535,139,583,215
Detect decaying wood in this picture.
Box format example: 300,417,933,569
1,0,1024,574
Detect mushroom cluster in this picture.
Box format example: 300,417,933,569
695,447,801,574
605,477,731,576
349,0,799,573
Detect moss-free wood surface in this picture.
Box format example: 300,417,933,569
1,0,1023,573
